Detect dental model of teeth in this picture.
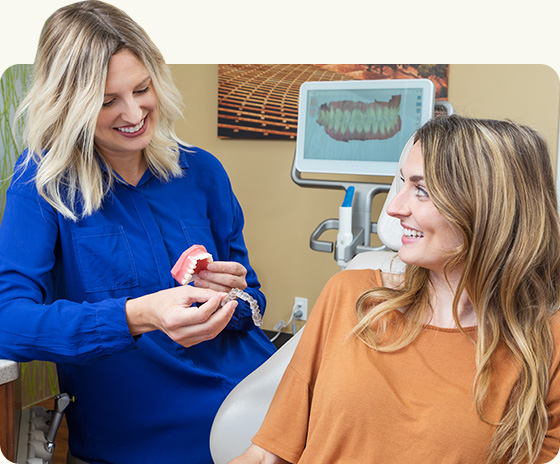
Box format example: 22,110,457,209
171,245,263,326
171,245,213,285
316,95,402,142
221,288,263,327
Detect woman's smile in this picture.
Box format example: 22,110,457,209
94,48,158,162
114,116,148,137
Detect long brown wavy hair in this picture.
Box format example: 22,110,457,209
352,115,560,463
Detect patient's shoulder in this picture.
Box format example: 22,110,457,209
330,268,402,291
334,268,383,289
314,270,383,329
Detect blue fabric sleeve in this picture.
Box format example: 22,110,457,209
0,187,137,364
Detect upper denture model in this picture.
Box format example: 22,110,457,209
171,245,214,285
316,94,402,142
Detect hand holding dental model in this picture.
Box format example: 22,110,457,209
126,244,264,347
171,245,263,326
125,285,238,348
172,244,249,292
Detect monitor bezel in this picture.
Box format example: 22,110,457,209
294,79,435,177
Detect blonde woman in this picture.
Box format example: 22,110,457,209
0,1,275,462
231,115,560,464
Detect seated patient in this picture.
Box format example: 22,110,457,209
230,115,560,464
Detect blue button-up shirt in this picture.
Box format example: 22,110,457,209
0,145,275,463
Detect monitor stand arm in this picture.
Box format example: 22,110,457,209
292,155,391,269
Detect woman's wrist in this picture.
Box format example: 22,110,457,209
125,294,157,336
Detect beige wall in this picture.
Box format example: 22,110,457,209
171,64,560,332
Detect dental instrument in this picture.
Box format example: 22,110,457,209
336,186,355,268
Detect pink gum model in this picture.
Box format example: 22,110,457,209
171,245,214,285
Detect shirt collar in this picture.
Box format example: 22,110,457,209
177,145,190,169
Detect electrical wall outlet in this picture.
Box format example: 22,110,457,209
294,297,308,321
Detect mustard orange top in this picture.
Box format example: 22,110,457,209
252,269,560,463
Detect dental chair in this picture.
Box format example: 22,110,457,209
208,135,415,464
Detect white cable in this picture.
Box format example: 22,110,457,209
270,303,299,343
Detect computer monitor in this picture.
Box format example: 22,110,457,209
294,79,435,177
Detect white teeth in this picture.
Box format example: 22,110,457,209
403,227,424,238
195,253,213,263
117,118,145,133
179,252,213,285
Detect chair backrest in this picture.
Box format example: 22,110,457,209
209,135,416,464
209,329,304,463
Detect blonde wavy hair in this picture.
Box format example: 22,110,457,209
15,0,185,220
353,115,560,463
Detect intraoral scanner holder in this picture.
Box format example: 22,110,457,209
292,79,453,269
292,162,391,268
